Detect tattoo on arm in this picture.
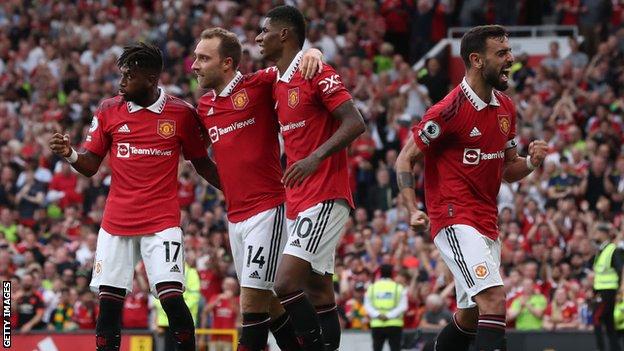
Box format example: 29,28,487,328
398,171,415,190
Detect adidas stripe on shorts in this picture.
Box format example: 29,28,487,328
283,199,350,275
90,226,185,296
433,224,504,309
229,204,288,290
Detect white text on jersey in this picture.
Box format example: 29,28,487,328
208,117,256,143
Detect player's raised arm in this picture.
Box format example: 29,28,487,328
502,139,548,183
49,133,103,177
282,100,365,188
395,136,429,232
190,156,221,190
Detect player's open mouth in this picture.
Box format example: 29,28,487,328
500,69,510,82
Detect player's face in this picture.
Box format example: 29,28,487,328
192,38,226,90
256,18,282,61
481,37,514,91
118,66,151,102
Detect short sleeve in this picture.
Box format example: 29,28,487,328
411,105,455,153
82,107,111,157
313,65,352,112
258,66,278,83
181,109,209,160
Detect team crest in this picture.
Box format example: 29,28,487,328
231,89,249,110
498,115,510,135
95,261,102,276
157,120,176,139
472,262,489,279
288,88,299,108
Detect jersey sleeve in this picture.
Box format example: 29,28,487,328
181,109,209,160
82,106,111,157
313,65,352,112
411,104,456,153
257,66,278,83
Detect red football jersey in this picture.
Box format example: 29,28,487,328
274,52,355,219
83,89,208,235
209,295,239,341
412,78,517,240
197,70,285,223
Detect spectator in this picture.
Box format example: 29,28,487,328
344,282,370,329
200,277,239,351
543,288,580,330
541,41,564,73
48,287,77,331
72,290,98,330
15,273,46,332
507,278,548,331
418,294,452,329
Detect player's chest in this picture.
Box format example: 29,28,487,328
451,109,511,148
274,82,316,123
200,102,267,146
108,118,179,145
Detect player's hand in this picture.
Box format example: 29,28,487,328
282,154,321,188
49,133,72,157
528,140,548,168
300,48,323,80
409,210,429,232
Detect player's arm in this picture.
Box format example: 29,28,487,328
502,140,548,183
282,100,365,187
49,133,103,177
363,289,381,319
190,156,221,190
396,137,429,232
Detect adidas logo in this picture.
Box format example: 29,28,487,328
170,264,180,273
248,271,261,279
469,127,481,137
291,239,301,248
207,107,214,116
118,124,131,133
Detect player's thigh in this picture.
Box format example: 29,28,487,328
231,204,287,291
140,227,185,294
433,224,503,309
282,199,350,275
90,227,139,294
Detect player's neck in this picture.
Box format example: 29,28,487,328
216,71,236,95
277,47,300,76
465,74,493,104
134,87,160,108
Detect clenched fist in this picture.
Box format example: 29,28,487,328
409,209,429,232
528,140,548,168
49,133,72,158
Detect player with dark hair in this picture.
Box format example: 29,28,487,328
191,27,323,351
49,42,220,351
395,25,548,351
256,6,366,351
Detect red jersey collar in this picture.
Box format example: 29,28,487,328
127,87,167,114
218,71,243,97
278,51,303,83
460,78,500,111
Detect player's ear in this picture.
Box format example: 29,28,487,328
280,27,289,43
222,57,233,71
469,52,483,69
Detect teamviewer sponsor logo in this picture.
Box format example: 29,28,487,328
463,148,480,165
208,118,256,143
463,148,505,165
117,143,130,158
117,143,173,158
280,120,306,132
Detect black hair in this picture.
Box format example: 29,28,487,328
117,42,163,75
266,5,306,49
460,25,508,68
380,264,393,278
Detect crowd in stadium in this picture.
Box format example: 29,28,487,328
1,0,624,339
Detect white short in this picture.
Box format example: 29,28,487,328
283,199,350,275
90,227,185,296
433,224,503,309
229,204,288,290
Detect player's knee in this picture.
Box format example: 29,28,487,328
267,295,285,320
474,286,506,315
240,287,271,313
273,278,297,298
455,308,479,330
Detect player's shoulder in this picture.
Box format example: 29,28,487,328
425,86,466,122
97,95,124,113
248,66,278,82
166,94,195,111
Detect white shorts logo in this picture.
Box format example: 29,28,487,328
472,262,489,280
463,148,480,165
208,126,219,143
117,143,130,158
